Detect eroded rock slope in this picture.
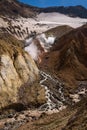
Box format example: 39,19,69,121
0,33,46,110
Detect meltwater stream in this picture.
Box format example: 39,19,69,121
39,71,66,113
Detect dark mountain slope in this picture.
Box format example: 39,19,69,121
42,5,87,18
63,97,87,130
40,24,87,89
0,0,39,17
0,1,87,19
45,25,73,38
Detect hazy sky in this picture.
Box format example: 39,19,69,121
19,0,87,8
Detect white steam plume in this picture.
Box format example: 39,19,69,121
38,33,55,49
24,33,55,61
25,42,40,61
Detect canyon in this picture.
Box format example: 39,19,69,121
0,0,87,130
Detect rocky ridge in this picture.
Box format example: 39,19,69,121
0,32,46,110
40,24,87,90
41,5,87,18
0,0,39,18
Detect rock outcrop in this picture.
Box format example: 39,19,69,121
0,33,46,110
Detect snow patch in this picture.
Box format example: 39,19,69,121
37,12,87,28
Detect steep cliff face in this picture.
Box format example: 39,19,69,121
0,33,46,110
